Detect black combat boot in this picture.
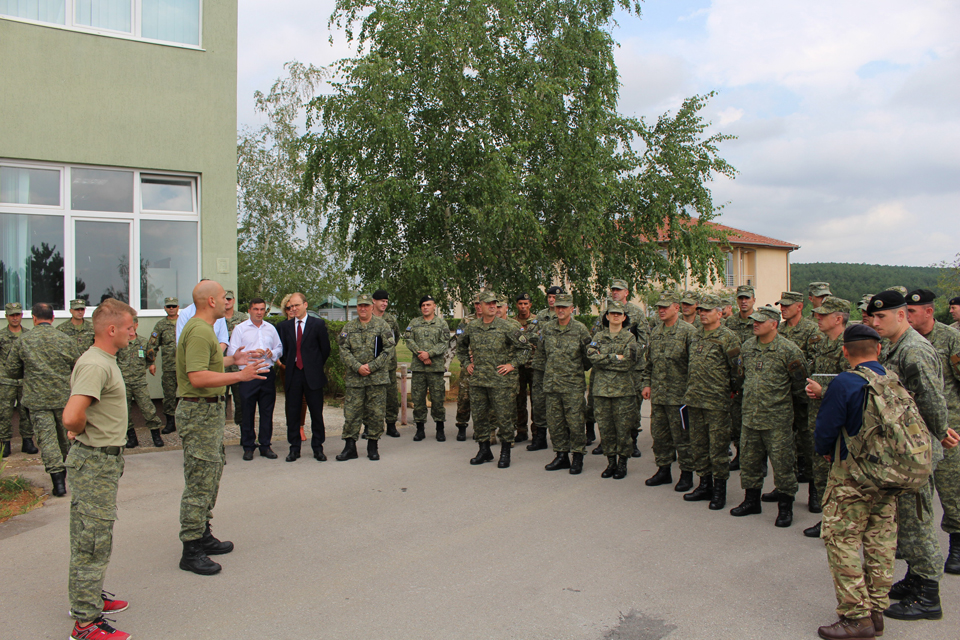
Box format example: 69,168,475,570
803,521,822,538
613,456,628,480
367,439,380,461
50,471,67,497
569,452,584,475
585,422,596,445
709,479,726,510
200,523,234,555
544,452,570,471
808,482,822,513
592,443,604,455
436,422,446,441
161,415,176,434
674,470,694,492
645,466,672,486
456,424,467,441
335,438,358,461
470,441,494,465
413,422,426,441
527,428,548,451
775,494,794,528
179,539,222,575
21,437,38,454
945,533,960,575
1,440,10,458
730,488,762,516
683,475,713,501
888,567,919,600
884,578,943,620
151,429,165,447
515,429,528,443
601,456,618,478
631,430,642,458
497,443,511,468
385,422,400,438
125,428,139,449
761,489,783,502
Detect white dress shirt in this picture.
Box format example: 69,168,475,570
175,303,229,345
227,318,283,369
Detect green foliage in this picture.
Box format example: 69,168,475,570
791,263,948,306
935,253,960,299
303,0,735,320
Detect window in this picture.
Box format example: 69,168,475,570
1,0,201,47
725,252,735,288
0,159,199,314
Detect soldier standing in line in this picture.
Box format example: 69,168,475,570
808,282,832,316
3,303,80,496
801,296,852,539
514,293,536,443
223,291,248,427
905,289,960,575
729,304,807,528
404,295,450,442
1,302,36,457
720,295,734,320
117,317,165,449
540,293,591,474
681,294,742,509
525,286,562,452
456,291,529,468
58,299,95,353
147,297,180,434
949,296,960,330
372,289,402,438
454,295,483,441
336,293,396,461
725,284,757,470
680,290,701,327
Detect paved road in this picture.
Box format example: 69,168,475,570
2,401,957,640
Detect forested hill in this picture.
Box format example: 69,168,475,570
790,263,946,303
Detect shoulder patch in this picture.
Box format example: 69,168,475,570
339,331,347,338
589,341,598,347
151,332,158,337
405,326,411,332
456,327,463,335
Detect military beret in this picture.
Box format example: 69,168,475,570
5,302,23,315
736,285,755,298
776,291,804,306
546,285,564,295
372,289,389,300
884,286,907,297
356,293,374,305
516,292,531,302
610,278,629,291
950,297,960,307
869,291,906,312
553,293,574,307
812,296,851,315
69,299,86,310
906,289,936,305
604,299,626,314
808,282,832,297
844,323,881,343
164,297,179,306
477,290,498,304
419,295,435,306
680,290,700,305
748,305,781,322
224,290,235,300
697,293,723,310
656,291,680,307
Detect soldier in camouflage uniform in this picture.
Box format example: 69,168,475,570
949,296,960,331
336,293,396,461
514,293,537,442
721,295,734,320
147,296,180,433
372,289,402,438
729,305,807,528
524,286,562,452
680,290,702,327
808,282,832,316
586,300,639,479
3,303,80,494
223,291,248,426
454,296,483,441
117,317,164,448
641,290,698,491
682,294,742,509
456,290,530,468
57,298,95,353
905,289,960,575
726,285,757,469
1,302,35,456
404,295,450,442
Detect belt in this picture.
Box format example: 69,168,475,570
181,396,225,403
74,441,124,456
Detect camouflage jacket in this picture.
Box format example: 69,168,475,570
807,333,848,403
640,320,697,405
952,321,960,331
57,318,95,352
338,315,396,387
681,315,702,328
147,317,177,375
378,312,402,366
456,316,530,388
404,315,450,373
779,317,821,361
528,308,558,371
880,326,947,442
225,311,248,335
918,322,960,431
541,319,591,393
3,323,80,409
683,325,743,410
725,314,755,345
0,324,27,386
740,334,807,431
586,327,639,397
117,334,156,388
515,314,537,368
453,313,477,377
591,301,648,338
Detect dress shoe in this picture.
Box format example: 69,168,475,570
497,443,511,468
569,452,584,475
179,539,221,575
884,578,942,620
21,437,38,454
385,422,401,438
436,422,446,442
470,442,494,465
645,466,672,486
313,447,326,462
51,471,67,497
584,422,596,445
708,479,727,510
592,443,604,455
151,429,165,447
761,489,784,502
817,615,876,639
613,455,628,480
683,475,713,501
804,521,822,538
945,532,960,574
259,447,278,459
285,449,301,462
730,488,762,516
544,452,571,471
200,523,234,555
456,424,467,441
125,429,139,449
775,494,794,528
674,470,694,492
336,439,358,461
601,456,618,478
242,450,254,461
413,422,426,441
367,439,380,461
161,416,177,434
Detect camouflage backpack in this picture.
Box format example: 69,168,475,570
838,365,932,494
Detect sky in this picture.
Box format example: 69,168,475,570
237,0,960,267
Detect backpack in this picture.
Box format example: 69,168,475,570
838,365,932,494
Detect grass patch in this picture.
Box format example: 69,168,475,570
0,462,45,523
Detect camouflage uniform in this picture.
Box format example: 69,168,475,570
807,333,849,502
0,324,32,442
3,323,79,473
224,311,248,425
541,317,591,454
455,313,477,430
640,319,697,470
57,318,95,353
725,313,755,447
528,308,558,440
586,326,639,458
515,313,537,438
589,300,648,441
739,333,807,496
779,311,821,480
338,315,396,440
380,311,402,425
404,315,450,423
117,334,163,431
147,316,179,417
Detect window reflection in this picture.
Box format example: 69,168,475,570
0,213,65,309
75,220,129,304
140,219,197,308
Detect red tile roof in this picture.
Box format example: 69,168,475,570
654,219,799,250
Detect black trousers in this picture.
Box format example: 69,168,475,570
239,369,276,452
285,366,325,452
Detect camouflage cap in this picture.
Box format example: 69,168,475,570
736,285,755,298
5,302,23,315
808,282,832,297
776,291,804,306
496,294,507,307
164,296,179,306
680,290,700,305
69,299,86,310
748,304,781,322
858,294,875,312
356,293,374,306
885,286,908,297
224,290,235,299
696,293,723,310
477,290,498,304
720,296,734,307
553,293,574,307
812,296,851,315
604,299,626,314
610,278,629,291
655,290,681,307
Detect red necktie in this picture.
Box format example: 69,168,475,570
296,320,304,370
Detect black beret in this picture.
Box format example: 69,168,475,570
868,290,906,312
844,324,881,343
906,289,936,305
546,286,564,295
419,295,435,306
516,292,531,301
951,297,960,306
372,289,389,300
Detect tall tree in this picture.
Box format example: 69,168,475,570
304,0,734,317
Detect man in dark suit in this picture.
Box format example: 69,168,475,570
277,293,331,462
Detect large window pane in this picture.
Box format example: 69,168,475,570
141,0,199,46
75,220,129,304
71,168,133,212
0,0,65,23
141,175,194,212
140,219,197,308
0,213,65,309
0,166,60,206
74,0,131,33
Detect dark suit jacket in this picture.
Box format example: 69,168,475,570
278,315,331,391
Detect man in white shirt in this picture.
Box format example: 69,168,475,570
227,298,282,460
176,280,229,347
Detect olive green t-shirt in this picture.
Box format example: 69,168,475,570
177,317,225,397
69,346,127,448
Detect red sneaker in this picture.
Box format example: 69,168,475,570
100,591,129,614
70,616,131,640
